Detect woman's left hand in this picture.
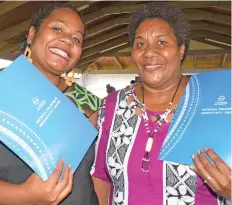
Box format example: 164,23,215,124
192,148,231,200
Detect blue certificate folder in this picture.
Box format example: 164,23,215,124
159,70,231,167
0,55,98,180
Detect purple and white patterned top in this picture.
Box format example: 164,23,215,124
91,87,229,205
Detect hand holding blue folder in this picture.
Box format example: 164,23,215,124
159,70,231,168
0,55,98,180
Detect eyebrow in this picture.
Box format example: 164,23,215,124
135,34,166,40
55,20,84,36
135,36,143,40
155,34,166,38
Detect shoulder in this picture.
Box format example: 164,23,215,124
100,88,128,114
97,89,123,124
99,88,128,119
104,88,128,105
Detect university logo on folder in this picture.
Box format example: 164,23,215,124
0,55,98,180
159,70,231,167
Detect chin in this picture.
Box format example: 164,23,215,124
143,75,163,84
49,63,70,74
142,76,167,88
147,81,162,87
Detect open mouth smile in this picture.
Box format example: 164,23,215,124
49,48,70,61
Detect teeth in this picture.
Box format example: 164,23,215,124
49,48,69,59
144,65,162,68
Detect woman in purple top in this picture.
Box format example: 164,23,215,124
91,2,231,205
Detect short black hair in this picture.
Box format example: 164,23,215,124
20,2,83,53
128,1,191,62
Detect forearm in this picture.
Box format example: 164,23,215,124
0,181,29,205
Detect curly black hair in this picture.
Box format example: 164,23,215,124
20,2,83,53
128,1,191,62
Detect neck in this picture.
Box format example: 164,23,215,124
136,75,189,111
144,75,183,103
43,71,62,87
42,72,70,93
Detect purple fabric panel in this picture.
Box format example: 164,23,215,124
195,177,218,205
91,91,118,182
128,110,170,204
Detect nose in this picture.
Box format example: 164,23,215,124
143,45,159,58
59,33,73,47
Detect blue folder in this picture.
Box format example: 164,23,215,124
0,55,98,180
159,70,231,167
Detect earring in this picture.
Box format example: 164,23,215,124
180,56,183,60
65,70,75,86
24,43,32,63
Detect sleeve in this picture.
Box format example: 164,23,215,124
65,83,102,114
90,100,111,182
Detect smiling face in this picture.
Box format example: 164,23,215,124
27,8,84,76
132,19,185,88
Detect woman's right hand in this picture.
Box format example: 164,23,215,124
21,159,74,205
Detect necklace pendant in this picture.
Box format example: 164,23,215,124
141,157,150,172
145,137,153,152
141,152,150,173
